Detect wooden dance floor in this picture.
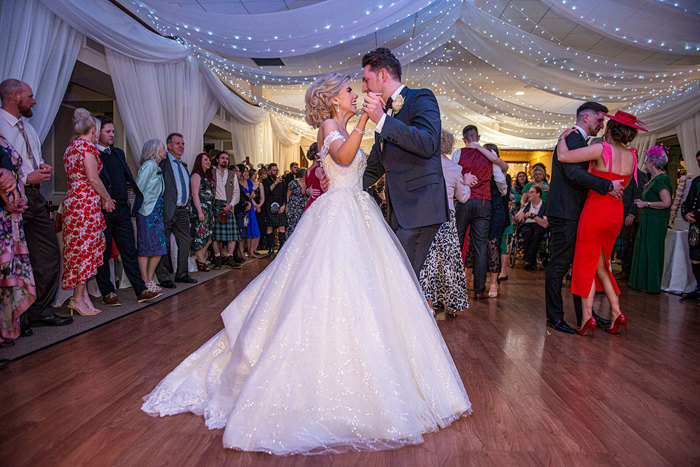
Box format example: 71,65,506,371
1,259,698,466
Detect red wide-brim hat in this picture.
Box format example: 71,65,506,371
602,110,648,132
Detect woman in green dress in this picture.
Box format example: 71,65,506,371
629,145,673,293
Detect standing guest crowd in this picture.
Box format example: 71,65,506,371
0,73,695,369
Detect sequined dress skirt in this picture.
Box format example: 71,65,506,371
142,184,472,455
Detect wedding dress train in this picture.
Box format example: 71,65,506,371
142,131,471,454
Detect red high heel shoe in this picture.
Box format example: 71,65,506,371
606,313,628,334
577,317,597,338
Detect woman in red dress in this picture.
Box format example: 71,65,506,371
62,109,115,316
304,142,324,210
557,111,646,337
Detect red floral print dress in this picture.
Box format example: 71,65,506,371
61,138,106,289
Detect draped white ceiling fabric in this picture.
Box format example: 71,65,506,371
538,0,700,56
123,0,439,58
0,0,83,141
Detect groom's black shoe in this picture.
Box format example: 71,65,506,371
546,318,575,334
592,312,611,327
577,312,611,328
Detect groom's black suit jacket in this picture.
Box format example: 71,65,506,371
362,86,448,229
545,129,612,220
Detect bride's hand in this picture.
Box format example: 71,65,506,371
558,128,575,140
363,92,385,124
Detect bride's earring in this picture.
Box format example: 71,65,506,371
336,103,341,114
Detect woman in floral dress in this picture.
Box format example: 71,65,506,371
286,169,307,237
190,153,214,267
0,136,35,342
62,108,115,316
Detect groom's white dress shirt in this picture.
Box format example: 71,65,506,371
374,85,405,134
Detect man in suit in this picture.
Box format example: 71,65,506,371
544,102,624,333
94,116,160,305
156,132,197,288
0,79,72,333
361,47,448,277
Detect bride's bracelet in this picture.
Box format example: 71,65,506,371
353,126,365,135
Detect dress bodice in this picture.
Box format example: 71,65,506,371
319,131,366,191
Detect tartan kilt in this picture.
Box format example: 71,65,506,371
213,199,240,241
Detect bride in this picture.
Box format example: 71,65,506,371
142,72,471,455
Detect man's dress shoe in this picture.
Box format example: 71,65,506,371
592,312,611,327
174,275,198,284
28,313,72,327
160,280,177,289
546,318,575,334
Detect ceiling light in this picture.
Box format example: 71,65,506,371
515,91,525,95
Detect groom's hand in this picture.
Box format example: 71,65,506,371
363,92,385,124
609,179,624,199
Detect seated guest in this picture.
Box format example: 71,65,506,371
62,108,115,316
420,130,474,316
521,163,550,205
681,150,700,302
210,152,241,270
0,136,35,342
515,185,548,271
94,116,159,305
189,153,214,271
286,168,307,236
135,139,168,294
629,146,672,293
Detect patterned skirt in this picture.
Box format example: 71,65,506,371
136,196,167,257
213,200,240,242
0,211,36,340
419,211,469,313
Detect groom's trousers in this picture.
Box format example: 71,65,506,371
545,216,583,325
389,210,440,280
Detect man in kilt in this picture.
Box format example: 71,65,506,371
211,151,243,269
261,163,288,252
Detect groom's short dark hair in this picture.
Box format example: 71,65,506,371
576,102,608,119
362,47,401,81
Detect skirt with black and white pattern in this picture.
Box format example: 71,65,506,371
419,210,469,313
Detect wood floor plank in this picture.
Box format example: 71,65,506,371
1,262,698,466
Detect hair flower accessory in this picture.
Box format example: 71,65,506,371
391,95,404,115
645,144,667,165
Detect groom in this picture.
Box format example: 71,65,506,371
544,101,623,334
361,47,448,277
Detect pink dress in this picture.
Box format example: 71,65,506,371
61,139,106,289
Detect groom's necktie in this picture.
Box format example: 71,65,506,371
381,97,393,155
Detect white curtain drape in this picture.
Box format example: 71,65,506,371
676,113,700,178
105,50,217,166
39,0,187,62
631,133,658,170
0,0,83,141
266,114,302,171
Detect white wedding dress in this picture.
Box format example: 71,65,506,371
142,131,471,455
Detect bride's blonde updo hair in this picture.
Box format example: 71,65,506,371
72,107,96,140
304,72,349,128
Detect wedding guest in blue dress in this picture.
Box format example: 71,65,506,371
135,139,167,294
240,166,261,257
